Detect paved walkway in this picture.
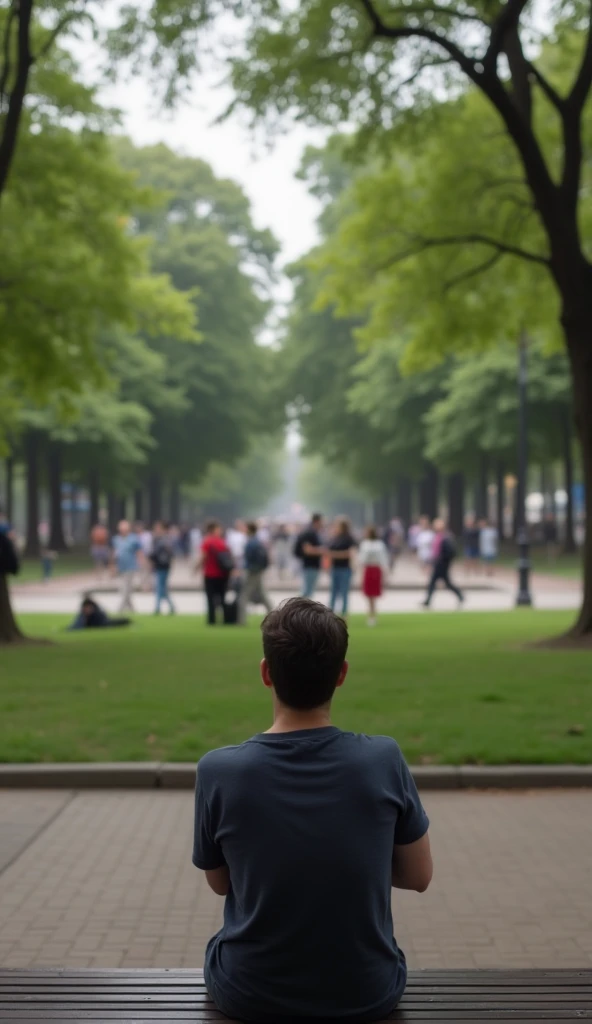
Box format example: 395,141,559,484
10,556,582,615
1,790,591,969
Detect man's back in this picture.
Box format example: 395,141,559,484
194,726,428,1023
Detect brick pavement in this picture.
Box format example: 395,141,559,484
0,789,591,970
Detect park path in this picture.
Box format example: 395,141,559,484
9,555,582,614
0,789,590,970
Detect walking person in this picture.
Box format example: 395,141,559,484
272,522,291,579
150,521,176,615
358,526,389,626
198,520,233,625
422,519,464,608
239,522,273,623
90,521,110,579
294,513,324,599
112,520,142,614
328,517,356,616
479,518,498,577
415,515,435,576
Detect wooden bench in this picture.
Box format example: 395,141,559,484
1,968,590,1021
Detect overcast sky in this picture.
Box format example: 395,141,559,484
96,66,325,271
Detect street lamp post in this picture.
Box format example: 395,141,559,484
516,332,533,607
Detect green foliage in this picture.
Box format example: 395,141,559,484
0,39,197,404
187,435,284,515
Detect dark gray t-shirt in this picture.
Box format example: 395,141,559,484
193,727,429,1023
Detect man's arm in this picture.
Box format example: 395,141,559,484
205,865,231,896
302,542,325,555
392,832,433,893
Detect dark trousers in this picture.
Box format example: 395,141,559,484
424,564,463,606
205,576,227,624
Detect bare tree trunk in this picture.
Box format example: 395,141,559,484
24,432,40,557
4,456,13,521
48,444,67,551
496,460,505,541
0,0,34,202
148,473,162,524
89,468,100,527
447,472,465,539
419,464,439,520
565,314,592,637
474,453,489,519
562,408,576,555
0,573,25,644
107,493,118,537
134,489,144,522
396,477,412,527
169,481,181,524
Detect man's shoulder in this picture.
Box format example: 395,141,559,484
198,738,261,778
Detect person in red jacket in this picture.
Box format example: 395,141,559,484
198,520,233,625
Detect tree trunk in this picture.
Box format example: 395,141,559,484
0,0,34,202
565,314,592,637
474,453,489,519
447,472,465,539
562,407,576,555
24,432,40,557
89,468,100,527
107,493,118,537
170,481,181,524
496,461,506,541
148,473,162,524
396,477,412,527
4,456,14,522
117,497,127,521
0,573,25,644
48,444,67,551
134,489,144,523
419,464,439,520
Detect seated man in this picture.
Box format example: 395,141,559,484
68,596,131,630
193,597,432,1024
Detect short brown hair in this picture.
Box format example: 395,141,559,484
261,597,348,710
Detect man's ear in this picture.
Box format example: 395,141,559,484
260,658,274,690
335,660,349,689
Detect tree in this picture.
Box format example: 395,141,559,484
115,1,592,636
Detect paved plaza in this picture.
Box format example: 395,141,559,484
11,556,582,615
1,789,591,971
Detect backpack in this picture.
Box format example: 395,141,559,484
248,540,269,572
151,542,173,571
0,532,19,575
215,548,235,574
293,532,305,560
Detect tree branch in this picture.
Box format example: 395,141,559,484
0,3,16,110
443,252,502,293
526,61,565,112
35,11,92,62
483,0,530,72
0,0,33,201
567,7,592,113
378,231,550,271
358,0,479,82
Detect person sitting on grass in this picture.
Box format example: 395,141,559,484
68,596,131,630
193,596,432,1024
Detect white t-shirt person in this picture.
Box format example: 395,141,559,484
416,528,435,564
480,525,498,559
358,538,389,572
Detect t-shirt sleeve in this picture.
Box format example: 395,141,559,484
192,764,225,870
394,754,430,846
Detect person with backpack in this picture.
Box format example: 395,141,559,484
422,518,464,608
150,521,176,615
239,521,273,623
294,512,325,599
198,520,234,625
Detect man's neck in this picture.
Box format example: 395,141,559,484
266,705,332,734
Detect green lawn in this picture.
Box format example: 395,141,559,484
498,551,582,580
1,611,590,766
17,553,94,584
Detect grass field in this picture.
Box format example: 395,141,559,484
1,611,590,766
497,549,582,580
17,554,94,584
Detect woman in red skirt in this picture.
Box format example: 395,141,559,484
359,525,390,626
